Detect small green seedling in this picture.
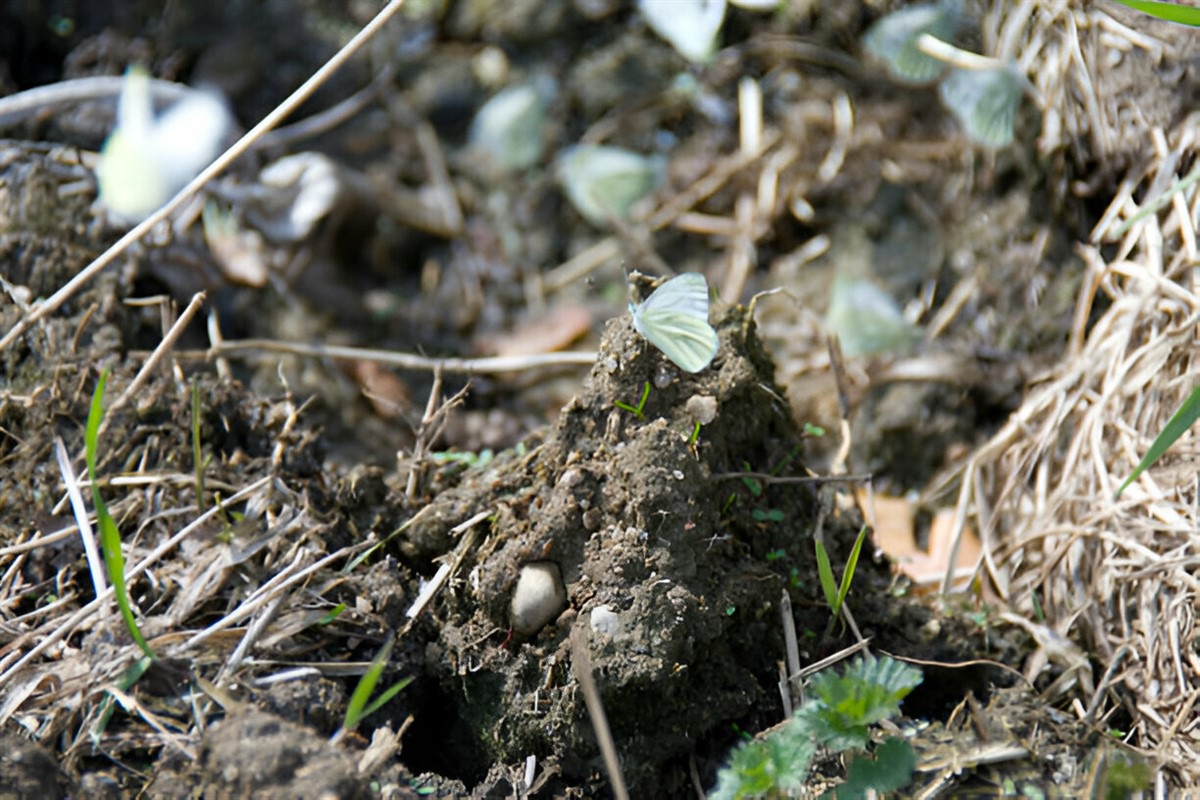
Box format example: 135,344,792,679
712,653,922,799
87,369,155,660
815,525,869,641
90,654,154,744
614,381,651,418
938,62,1027,148
333,633,412,743
431,448,495,470
319,603,348,626
688,420,702,445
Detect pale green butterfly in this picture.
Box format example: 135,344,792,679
938,63,1026,148
629,272,719,373
862,2,959,86
97,66,232,222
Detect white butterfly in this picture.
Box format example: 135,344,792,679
629,272,719,373
97,66,232,222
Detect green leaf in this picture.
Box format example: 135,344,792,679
938,63,1025,148
341,633,410,734
1112,0,1200,25
1116,384,1200,498
814,538,838,612
805,654,923,752
710,724,816,799
834,737,917,799
86,369,155,661
832,526,869,619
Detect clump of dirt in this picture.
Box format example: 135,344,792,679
409,295,869,794
149,710,369,799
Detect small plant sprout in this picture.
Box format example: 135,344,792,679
862,2,959,85
712,653,923,799
86,369,156,660
629,273,719,373
556,144,666,227
1116,384,1200,497
333,632,412,744
615,381,652,418
97,65,233,222
191,380,209,511
815,525,870,641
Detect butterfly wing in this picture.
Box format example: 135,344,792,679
632,273,719,372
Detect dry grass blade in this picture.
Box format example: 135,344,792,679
570,624,630,800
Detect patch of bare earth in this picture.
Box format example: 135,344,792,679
1,0,1197,797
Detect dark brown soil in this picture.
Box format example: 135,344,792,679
0,1,1135,798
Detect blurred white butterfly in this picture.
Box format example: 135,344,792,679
629,272,719,373
97,65,232,222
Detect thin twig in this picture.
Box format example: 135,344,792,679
167,338,597,374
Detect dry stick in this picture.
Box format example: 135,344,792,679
0,0,409,354
570,624,630,800
0,475,272,692
184,338,598,374
110,291,206,418
0,75,193,126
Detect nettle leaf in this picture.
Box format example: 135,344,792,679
804,654,923,751
710,728,815,800
862,3,959,85
833,737,918,799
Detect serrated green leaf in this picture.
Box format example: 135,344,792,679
807,654,923,751
835,737,917,799
710,723,816,799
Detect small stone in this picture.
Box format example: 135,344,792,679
511,562,567,636
590,605,620,636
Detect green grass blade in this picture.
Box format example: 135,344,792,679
342,633,396,733
1112,0,1200,25
90,655,154,744
832,526,869,618
814,539,838,612
1116,384,1200,498
361,674,413,719
86,369,156,660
